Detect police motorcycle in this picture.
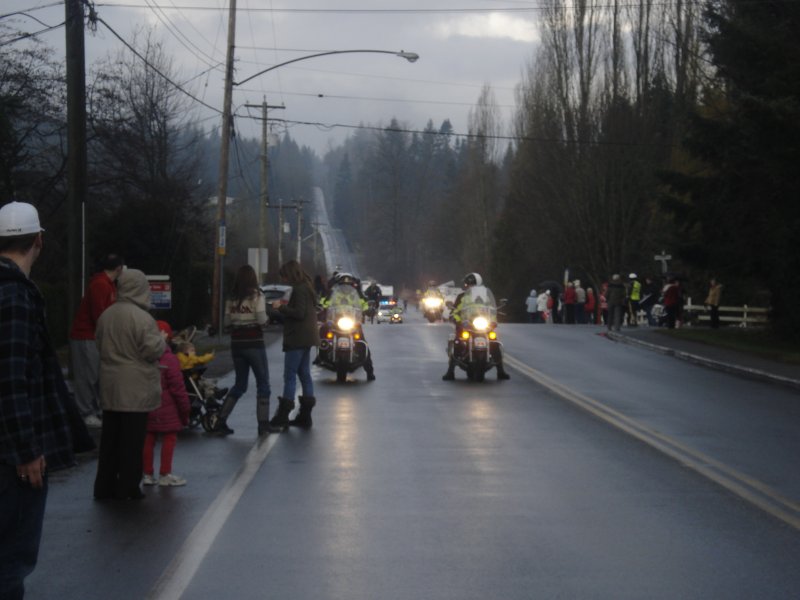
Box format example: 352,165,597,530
421,288,445,323
316,282,373,383
443,279,509,382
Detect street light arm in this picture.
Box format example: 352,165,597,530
234,49,419,87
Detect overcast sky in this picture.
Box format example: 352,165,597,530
4,1,542,156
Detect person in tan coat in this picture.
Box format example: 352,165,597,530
704,278,723,329
93,269,165,500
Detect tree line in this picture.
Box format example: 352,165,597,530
319,0,799,338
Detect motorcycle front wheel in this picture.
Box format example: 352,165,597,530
473,355,487,382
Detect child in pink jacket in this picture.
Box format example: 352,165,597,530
142,321,190,487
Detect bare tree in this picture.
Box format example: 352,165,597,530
86,27,210,322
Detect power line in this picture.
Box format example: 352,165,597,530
251,116,677,148
235,87,516,109
0,2,64,21
94,15,223,114
93,2,728,14
0,21,65,46
142,0,221,68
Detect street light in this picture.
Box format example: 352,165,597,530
234,50,419,87
210,43,419,334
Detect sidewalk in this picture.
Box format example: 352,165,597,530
607,327,800,391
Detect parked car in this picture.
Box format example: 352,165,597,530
259,284,292,324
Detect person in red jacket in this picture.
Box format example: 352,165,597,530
563,281,577,324
142,321,190,487
68,254,124,427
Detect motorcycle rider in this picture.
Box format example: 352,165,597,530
364,280,383,305
363,280,383,322
318,273,376,380
421,284,446,320
442,272,510,381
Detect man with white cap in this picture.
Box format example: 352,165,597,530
0,201,79,598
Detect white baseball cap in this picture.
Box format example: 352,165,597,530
0,202,45,237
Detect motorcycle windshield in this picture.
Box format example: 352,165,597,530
460,285,497,324
328,285,363,321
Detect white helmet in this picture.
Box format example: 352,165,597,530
629,273,638,279
336,272,357,286
0,202,44,237
462,272,483,288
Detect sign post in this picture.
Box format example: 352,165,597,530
654,250,672,274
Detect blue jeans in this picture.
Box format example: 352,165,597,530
282,348,314,400
231,346,271,399
0,465,47,600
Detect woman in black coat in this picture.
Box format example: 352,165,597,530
268,260,320,429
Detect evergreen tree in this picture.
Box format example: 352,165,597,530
668,0,800,337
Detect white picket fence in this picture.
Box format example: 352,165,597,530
646,299,769,327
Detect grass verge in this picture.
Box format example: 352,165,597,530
656,328,800,365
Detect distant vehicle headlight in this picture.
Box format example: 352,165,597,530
472,316,489,331
423,297,443,309
337,317,356,331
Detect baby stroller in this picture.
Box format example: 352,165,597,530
172,326,229,432
650,300,668,327
183,366,228,431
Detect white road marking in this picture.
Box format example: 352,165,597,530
504,353,800,530
146,434,279,599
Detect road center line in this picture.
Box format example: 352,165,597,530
146,434,279,600
504,353,800,530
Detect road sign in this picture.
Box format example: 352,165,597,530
148,276,172,310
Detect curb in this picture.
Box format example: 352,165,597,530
605,331,800,392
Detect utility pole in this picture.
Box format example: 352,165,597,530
211,0,237,335
244,98,284,280
267,200,306,267
295,198,305,263
277,200,284,267
65,0,88,326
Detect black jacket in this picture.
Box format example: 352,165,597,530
278,282,320,350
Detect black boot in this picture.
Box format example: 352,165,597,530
256,396,273,436
210,394,239,435
289,396,316,429
365,352,376,381
268,397,295,432
442,358,456,381
497,365,511,380
209,414,234,435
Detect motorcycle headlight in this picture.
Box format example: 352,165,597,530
337,317,356,331
472,316,490,331
423,297,442,308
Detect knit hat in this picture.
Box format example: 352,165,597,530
156,320,173,340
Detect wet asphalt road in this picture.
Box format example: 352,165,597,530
26,312,800,599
